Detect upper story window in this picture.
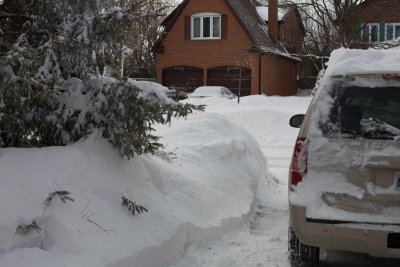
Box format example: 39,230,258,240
360,23,400,42
361,24,379,42
386,23,400,41
191,13,221,39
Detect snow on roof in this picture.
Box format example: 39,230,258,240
324,48,400,77
256,6,289,22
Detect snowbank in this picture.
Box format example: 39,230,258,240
0,112,266,267
128,79,175,105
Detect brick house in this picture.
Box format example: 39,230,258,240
153,0,305,96
348,0,400,46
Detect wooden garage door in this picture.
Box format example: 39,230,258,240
207,66,251,96
162,66,204,92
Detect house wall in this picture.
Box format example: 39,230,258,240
346,0,400,44
358,0,400,23
278,7,304,89
261,54,298,96
279,8,304,55
156,0,261,94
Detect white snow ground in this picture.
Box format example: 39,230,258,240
0,93,308,267
2,88,400,266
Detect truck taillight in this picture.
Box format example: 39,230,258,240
383,73,400,80
289,138,308,190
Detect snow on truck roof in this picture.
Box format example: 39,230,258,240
324,48,400,78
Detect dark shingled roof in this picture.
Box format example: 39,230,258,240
158,0,293,57
224,0,285,54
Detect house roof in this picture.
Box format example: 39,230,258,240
159,0,299,57
224,0,284,54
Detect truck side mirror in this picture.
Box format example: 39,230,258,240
289,114,305,128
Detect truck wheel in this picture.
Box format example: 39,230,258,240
288,226,298,258
288,225,320,266
309,245,320,265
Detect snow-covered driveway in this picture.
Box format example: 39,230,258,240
172,95,400,267
169,95,309,267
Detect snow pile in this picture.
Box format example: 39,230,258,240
0,110,266,266
128,79,175,105
324,48,400,77
184,95,312,209
184,95,310,157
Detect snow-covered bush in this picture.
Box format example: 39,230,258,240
0,0,202,158
0,63,60,147
83,77,201,158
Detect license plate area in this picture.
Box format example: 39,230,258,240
395,172,400,189
388,233,400,248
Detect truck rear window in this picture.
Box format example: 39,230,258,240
322,82,400,140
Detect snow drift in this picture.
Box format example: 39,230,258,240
0,111,266,267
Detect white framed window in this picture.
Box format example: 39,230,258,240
191,13,221,40
386,23,400,41
360,23,400,42
361,23,379,42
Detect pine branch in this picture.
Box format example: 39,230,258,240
154,146,177,162
121,196,148,216
15,220,41,235
45,190,74,206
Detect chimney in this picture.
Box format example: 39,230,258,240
268,0,278,41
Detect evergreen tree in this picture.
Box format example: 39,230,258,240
0,0,202,158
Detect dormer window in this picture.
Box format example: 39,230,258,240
191,13,221,39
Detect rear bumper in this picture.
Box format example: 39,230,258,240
290,204,400,258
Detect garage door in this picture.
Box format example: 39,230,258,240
162,66,204,92
207,66,251,96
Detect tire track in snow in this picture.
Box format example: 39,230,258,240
250,204,288,236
